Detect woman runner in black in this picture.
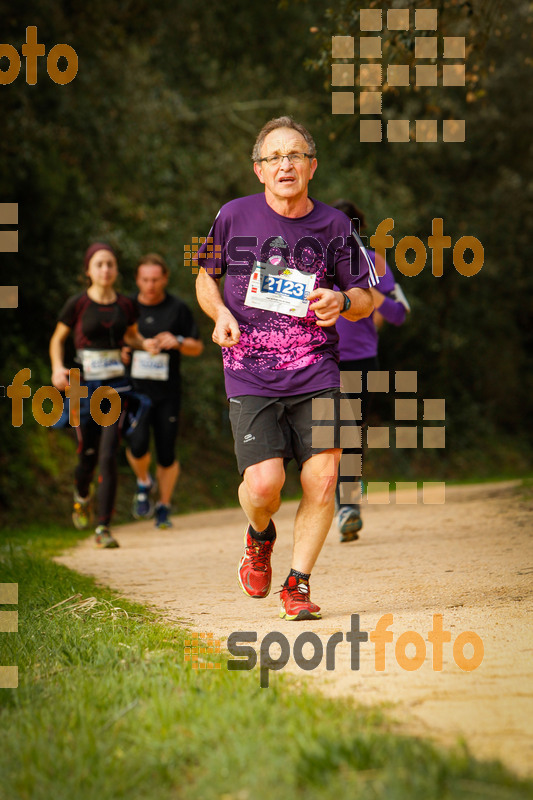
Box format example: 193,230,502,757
49,243,158,547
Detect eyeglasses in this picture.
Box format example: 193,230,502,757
255,153,314,166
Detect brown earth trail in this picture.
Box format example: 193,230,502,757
57,481,533,777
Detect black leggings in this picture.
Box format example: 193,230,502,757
336,356,379,508
75,418,121,526
127,397,180,468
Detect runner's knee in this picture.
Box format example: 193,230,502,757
244,463,284,508
129,442,149,460
154,441,176,468
245,477,282,508
157,457,177,470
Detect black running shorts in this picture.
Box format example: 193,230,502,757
228,388,342,475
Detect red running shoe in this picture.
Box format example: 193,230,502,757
238,525,276,598
279,575,321,621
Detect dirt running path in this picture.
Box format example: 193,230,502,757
56,481,533,777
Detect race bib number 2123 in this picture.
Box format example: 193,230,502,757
244,261,315,317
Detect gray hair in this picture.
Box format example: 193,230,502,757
251,116,317,162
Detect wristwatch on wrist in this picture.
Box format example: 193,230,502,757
176,335,185,349
340,291,351,313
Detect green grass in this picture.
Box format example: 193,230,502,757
1,527,532,800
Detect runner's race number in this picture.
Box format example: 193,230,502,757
261,274,306,299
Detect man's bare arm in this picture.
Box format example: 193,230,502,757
196,268,241,347
308,287,374,327
154,331,204,356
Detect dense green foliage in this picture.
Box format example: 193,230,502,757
0,0,531,521
306,0,533,459
1,525,532,799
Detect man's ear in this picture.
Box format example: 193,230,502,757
309,158,318,181
253,161,265,184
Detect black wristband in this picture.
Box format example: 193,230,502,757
340,291,351,313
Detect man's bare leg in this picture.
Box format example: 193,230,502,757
291,449,341,574
126,449,151,484
237,458,285,599
156,461,179,506
238,457,285,531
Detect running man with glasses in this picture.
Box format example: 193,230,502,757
196,116,377,620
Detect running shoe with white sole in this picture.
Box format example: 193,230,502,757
132,478,155,519
279,575,321,621
238,525,276,599
337,505,363,542
154,503,172,529
72,490,93,531
94,525,120,549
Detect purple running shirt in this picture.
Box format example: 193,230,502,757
198,193,377,397
336,251,407,360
